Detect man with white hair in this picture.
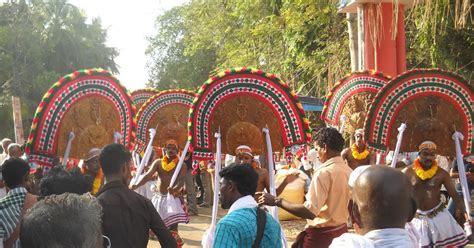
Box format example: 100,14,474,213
341,129,375,170
6,143,22,159
0,138,12,164
0,138,12,199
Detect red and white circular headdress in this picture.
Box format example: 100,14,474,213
26,69,136,167
364,68,473,156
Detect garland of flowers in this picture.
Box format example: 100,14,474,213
81,166,103,195
162,156,179,172
413,158,438,180
351,143,370,160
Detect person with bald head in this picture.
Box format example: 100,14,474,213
402,141,468,247
331,166,417,247
341,129,376,170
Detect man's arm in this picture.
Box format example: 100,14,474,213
275,172,298,196
259,170,328,220
169,163,187,196
257,192,316,220
130,161,158,190
263,170,270,193
443,170,466,216
147,199,177,248
450,167,460,178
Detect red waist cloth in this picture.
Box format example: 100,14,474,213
291,224,348,248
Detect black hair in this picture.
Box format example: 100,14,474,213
2,158,30,188
99,143,131,175
313,127,345,152
219,163,258,196
39,167,92,198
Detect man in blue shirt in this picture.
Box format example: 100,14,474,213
214,163,282,248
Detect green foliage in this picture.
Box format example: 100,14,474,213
146,5,217,90
405,1,473,82
146,0,350,96
147,0,473,100
0,0,118,141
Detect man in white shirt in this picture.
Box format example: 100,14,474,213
0,139,12,165
330,166,417,248
0,138,12,199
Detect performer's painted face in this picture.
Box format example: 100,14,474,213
419,149,436,169
355,133,364,144
86,156,100,174
238,154,253,164
165,144,178,158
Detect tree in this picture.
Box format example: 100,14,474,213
146,5,217,90
147,0,350,97
0,0,118,141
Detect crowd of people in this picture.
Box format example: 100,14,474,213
0,127,473,247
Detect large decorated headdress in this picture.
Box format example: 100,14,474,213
26,68,136,167
130,88,160,110
134,89,195,153
188,68,311,163
321,71,390,135
364,68,473,156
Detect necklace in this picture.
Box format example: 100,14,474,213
413,158,438,180
162,156,178,172
351,143,369,160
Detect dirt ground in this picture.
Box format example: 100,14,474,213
147,206,306,247
148,206,474,247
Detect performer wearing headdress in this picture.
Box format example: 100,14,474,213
80,148,103,195
402,141,468,247
235,145,270,194
236,145,298,200
341,129,375,170
131,139,189,247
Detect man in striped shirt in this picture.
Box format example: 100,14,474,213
0,158,37,248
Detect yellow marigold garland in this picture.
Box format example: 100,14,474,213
351,144,370,160
413,158,438,180
162,156,179,172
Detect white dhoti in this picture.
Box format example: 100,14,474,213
134,179,155,200
151,192,189,228
411,202,468,247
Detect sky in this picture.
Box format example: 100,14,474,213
69,0,189,90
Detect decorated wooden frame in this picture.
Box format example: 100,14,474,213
26,68,136,167
134,89,196,153
131,88,160,110
321,70,390,135
188,68,311,163
364,68,473,156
